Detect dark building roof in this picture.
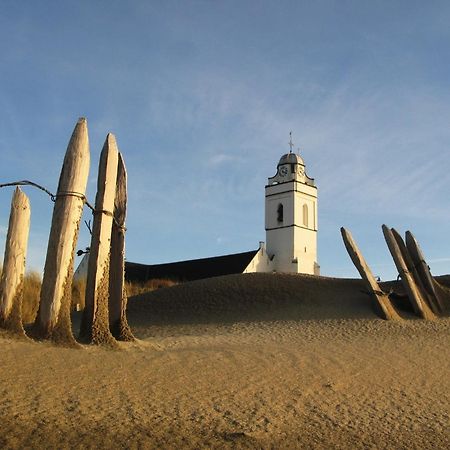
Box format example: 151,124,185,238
125,249,259,283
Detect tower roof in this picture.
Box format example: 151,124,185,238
278,153,305,166
268,151,314,187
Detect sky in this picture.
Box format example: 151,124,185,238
0,0,449,281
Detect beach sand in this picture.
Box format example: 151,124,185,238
1,273,449,449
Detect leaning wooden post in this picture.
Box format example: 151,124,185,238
80,134,119,346
405,231,445,313
34,118,90,345
391,228,440,315
382,225,435,320
340,227,401,320
109,153,135,341
0,188,31,335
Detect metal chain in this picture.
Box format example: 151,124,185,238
0,180,126,231
0,180,57,201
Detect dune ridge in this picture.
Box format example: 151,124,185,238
1,273,449,449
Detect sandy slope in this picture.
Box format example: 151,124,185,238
1,273,449,449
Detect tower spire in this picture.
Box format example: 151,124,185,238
288,131,294,153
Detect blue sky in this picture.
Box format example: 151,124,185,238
1,0,449,280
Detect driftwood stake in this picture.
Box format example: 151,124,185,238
109,153,135,341
80,134,119,346
34,118,90,345
340,227,401,320
382,225,435,320
391,228,440,315
405,231,445,314
0,188,30,334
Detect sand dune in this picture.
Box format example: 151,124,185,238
1,273,449,449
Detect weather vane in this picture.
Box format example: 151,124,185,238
288,131,294,153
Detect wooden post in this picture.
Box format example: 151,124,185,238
432,281,450,314
382,225,435,320
34,118,90,345
0,188,31,335
80,133,119,346
405,231,445,313
391,228,440,315
340,227,401,320
109,153,135,341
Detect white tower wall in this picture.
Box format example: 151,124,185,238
264,153,319,275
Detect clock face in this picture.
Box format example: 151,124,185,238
297,166,305,177
279,166,288,176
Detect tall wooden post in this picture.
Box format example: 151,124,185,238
341,227,401,320
0,188,31,335
391,228,440,315
80,134,119,346
405,231,446,313
109,153,135,341
382,225,435,320
34,118,90,345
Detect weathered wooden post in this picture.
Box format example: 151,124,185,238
34,118,90,344
341,227,401,320
0,188,31,334
391,228,440,315
80,133,119,346
382,225,435,320
109,153,135,341
406,231,446,313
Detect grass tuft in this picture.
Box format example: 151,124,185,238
125,278,177,298
22,270,41,323
1,264,175,318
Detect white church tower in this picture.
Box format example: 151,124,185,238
264,137,319,275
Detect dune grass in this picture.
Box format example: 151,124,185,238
125,278,177,298
1,263,176,321
0,265,42,324
22,270,41,323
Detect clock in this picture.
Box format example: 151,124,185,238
297,166,305,177
279,166,288,176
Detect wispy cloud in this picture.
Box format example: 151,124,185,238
1,2,449,275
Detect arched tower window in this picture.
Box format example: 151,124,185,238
277,203,284,223
303,204,308,227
